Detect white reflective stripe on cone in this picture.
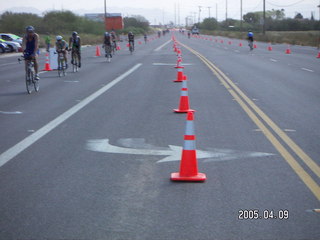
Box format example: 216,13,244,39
183,140,196,150
181,90,188,96
185,121,195,135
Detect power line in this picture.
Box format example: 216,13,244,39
266,0,306,8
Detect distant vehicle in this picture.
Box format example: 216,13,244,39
0,39,22,52
0,33,23,45
0,41,9,53
191,28,199,35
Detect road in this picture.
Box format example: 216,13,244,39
0,32,319,240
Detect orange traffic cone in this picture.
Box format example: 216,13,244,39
316,51,320,58
174,80,194,113
253,43,257,48
173,66,185,82
176,56,183,67
42,52,52,71
171,111,206,181
286,45,291,54
138,41,142,45
116,45,121,50
268,43,272,51
95,45,101,56
220,40,224,44
239,42,243,47
228,41,232,45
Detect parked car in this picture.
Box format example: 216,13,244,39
0,39,22,52
0,42,9,53
0,33,23,45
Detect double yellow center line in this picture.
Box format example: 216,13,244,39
179,41,320,201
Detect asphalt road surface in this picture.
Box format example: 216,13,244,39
0,32,319,240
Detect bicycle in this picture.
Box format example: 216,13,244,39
104,44,112,62
70,49,79,73
144,37,147,44
111,42,116,55
129,41,134,55
18,55,39,94
248,40,254,51
55,50,67,77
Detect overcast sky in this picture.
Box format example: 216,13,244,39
1,0,319,24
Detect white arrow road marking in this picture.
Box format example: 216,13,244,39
0,111,23,114
86,138,275,163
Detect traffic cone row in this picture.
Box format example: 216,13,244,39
169,39,206,182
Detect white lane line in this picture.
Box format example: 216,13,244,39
234,50,240,53
270,58,278,62
154,40,172,52
0,62,17,67
0,63,142,168
301,68,314,72
64,80,79,83
152,63,193,66
0,111,23,115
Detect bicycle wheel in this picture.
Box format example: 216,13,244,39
32,70,39,92
63,63,66,76
58,60,62,77
25,69,32,94
129,45,133,55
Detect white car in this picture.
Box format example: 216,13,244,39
0,39,22,52
0,33,23,45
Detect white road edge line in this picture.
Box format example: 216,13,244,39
0,63,142,168
154,40,172,52
270,58,278,62
301,68,314,72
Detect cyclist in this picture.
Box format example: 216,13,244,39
55,35,68,69
144,33,147,43
247,30,254,50
69,31,81,68
22,26,40,80
103,32,112,58
110,31,117,51
157,31,161,38
45,34,51,52
187,31,191,39
128,32,135,50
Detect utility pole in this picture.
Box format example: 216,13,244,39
208,6,212,18
198,6,202,24
104,0,107,29
174,3,176,26
162,8,165,25
226,0,228,21
263,0,266,34
178,2,180,26
240,0,243,31
216,3,218,21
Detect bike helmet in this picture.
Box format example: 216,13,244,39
105,32,109,36
56,35,63,41
26,26,35,33
128,32,133,35
72,31,78,36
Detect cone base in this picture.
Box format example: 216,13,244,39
173,79,183,82
171,172,206,182
173,109,195,113
42,69,53,71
